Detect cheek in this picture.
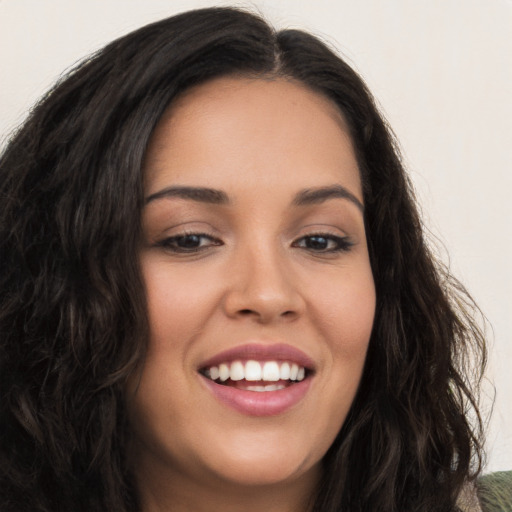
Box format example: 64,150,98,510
308,266,376,352
308,267,374,417
303,266,375,421
142,260,221,349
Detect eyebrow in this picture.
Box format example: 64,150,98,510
292,185,364,212
145,184,363,211
145,186,229,205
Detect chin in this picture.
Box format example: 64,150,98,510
205,454,320,489
192,426,324,488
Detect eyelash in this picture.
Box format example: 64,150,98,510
156,232,353,254
155,232,222,253
291,233,354,253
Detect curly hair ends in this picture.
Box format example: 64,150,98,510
0,7,486,512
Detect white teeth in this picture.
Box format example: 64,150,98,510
279,362,291,380
245,384,286,392
262,361,280,381
245,360,262,381
245,385,266,392
209,366,220,381
203,360,307,384
263,384,285,391
219,363,230,382
230,361,245,381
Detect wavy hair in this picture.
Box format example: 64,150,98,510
0,7,486,512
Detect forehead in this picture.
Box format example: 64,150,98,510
164,75,347,128
143,76,362,200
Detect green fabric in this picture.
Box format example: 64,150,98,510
477,471,512,512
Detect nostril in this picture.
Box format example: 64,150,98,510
236,308,297,320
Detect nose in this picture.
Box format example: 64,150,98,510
222,244,305,324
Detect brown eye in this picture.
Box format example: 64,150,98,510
157,233,222,253
304,236,330,250
293,234,353,253
174,234,205,249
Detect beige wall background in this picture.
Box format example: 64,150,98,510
1,0,510,473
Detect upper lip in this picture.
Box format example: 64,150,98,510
198,343,315,371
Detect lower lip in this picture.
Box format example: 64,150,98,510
200,376,313,416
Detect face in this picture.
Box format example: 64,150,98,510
130,77,375,495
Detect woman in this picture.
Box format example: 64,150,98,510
0,6,505,512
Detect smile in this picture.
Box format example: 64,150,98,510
198,344,315,416
201,360,307,391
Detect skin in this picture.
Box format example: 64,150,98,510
129,76,376,512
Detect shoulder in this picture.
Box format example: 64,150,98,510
476,471,512,512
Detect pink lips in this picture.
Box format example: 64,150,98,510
198,343,314,417
199,343,315,369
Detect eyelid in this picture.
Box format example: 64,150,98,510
147,218,220,240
